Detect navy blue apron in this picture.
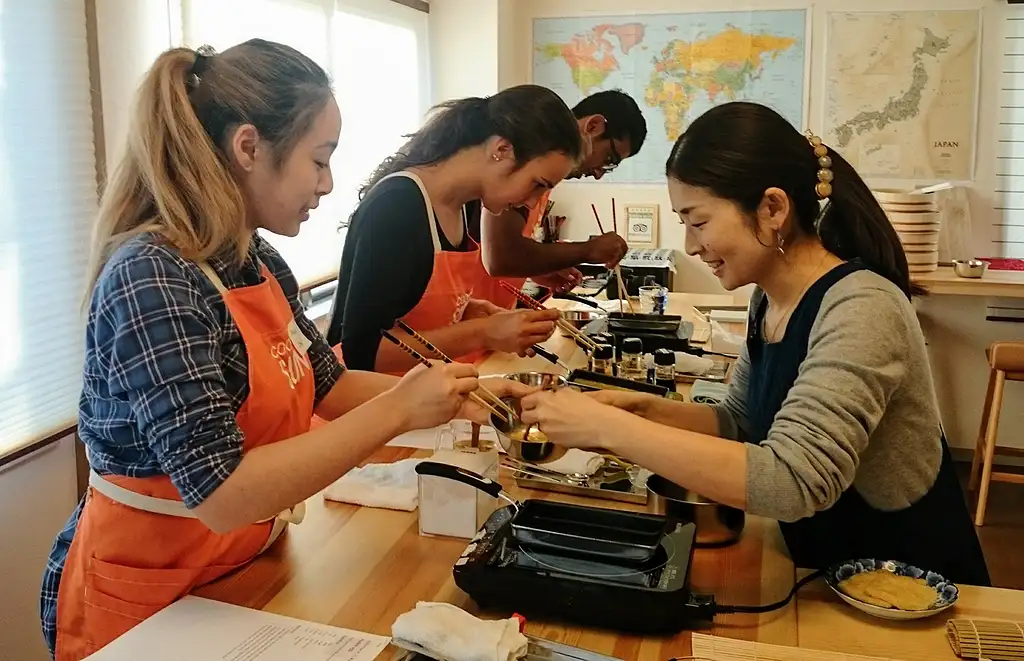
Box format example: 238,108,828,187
745,261,990,586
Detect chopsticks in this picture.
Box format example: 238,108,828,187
380,329,511,423
391,320,518,420
594,198,634,313
498,281,598,351
590,203,605,234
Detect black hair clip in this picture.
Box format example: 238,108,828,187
187,44,217,90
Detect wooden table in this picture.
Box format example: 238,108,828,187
195,293,1024,661
915,266,1024,297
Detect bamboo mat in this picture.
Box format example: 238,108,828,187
946,618,1024,660
689,634,902,661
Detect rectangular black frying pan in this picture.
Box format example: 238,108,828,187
607,312,682,333
414,461,672,564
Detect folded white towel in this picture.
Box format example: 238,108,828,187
674,352,715,376
323,458,422,511
392,602,527,661
540,448,605,475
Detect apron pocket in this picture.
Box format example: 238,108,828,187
83,558,207,649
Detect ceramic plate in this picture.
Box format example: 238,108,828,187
824,559,959,620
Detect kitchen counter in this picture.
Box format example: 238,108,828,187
915,266,1024,297
192,293,1024,660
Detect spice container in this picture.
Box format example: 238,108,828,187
619,337,645,381
590,343,616,376
654,348,676,392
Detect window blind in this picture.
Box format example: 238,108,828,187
181,0,430,289
995,9,1024,258
0,1,98,456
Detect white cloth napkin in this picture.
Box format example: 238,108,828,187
392,602,527,661
322,458,422,511
674,352,715,376
539,448,605,475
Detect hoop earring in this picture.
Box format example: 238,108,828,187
776,232,785,256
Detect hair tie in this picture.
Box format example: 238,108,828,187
805,130,834,228
187,45,217,90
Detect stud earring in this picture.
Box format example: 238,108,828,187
492,154,501,162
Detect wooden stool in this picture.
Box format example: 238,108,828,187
968,341,1024,525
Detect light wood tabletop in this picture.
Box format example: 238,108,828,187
915,266,1024,298
193,293,1024,661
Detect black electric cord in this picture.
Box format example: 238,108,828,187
710,569,824,615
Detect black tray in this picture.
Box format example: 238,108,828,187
512,499,674,564
608,312,682,333
568,369,670,396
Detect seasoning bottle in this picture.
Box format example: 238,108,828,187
619,337,645,381
654,348,676,392
590,343,615,376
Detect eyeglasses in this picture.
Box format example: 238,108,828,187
602,141,623,173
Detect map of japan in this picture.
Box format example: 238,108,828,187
824,11,980,180
533,10,807,185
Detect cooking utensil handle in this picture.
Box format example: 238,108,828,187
552,292,602,309
414,461,504,498
531,344,561,365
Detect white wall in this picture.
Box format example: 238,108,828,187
0,437,81,661
427,0,499,101
94,0,178,168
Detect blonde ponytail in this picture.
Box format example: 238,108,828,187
86,39,332,299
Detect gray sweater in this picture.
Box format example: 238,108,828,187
712,269,943,523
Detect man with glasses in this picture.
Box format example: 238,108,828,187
469,90,648,308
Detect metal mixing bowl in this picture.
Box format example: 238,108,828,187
646,474,745,547
952,259,987,279
488,372,569,464
559,309,606,335
502,371,569,389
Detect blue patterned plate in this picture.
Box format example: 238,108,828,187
824,559,959,620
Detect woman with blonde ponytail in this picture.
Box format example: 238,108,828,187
42,40,528,660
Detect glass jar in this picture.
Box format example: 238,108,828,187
447,420,498,454
654,348,676,392
590,343,616,376
619,337,645,381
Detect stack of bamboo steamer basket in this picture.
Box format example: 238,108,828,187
873,188,941,273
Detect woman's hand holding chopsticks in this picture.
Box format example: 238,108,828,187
386,361,481,430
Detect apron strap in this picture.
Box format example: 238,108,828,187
88,470,306,525
379,171,442,253
196,261,228,295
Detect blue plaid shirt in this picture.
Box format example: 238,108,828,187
40,233,343,655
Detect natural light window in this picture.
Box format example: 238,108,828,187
182,0,429,288
0,0,98,455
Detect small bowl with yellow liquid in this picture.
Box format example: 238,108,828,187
489,373,568,464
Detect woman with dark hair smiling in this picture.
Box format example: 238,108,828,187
519,101,990,585
326,85,582,373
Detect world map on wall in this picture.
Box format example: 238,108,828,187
824,11,980,180
533,10,808,184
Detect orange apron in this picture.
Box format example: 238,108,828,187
472,189,550,309
371,172,485,374
54,261,314,660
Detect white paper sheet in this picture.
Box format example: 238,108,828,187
85,596,391,661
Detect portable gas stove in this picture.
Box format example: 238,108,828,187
452,505,715,634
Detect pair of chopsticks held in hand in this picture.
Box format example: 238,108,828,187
590,199,634,313
380,321,518,424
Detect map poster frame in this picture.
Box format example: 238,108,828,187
821,9,982,182
624,204,659,248
531,9,810,186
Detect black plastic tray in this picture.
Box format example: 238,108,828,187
568,369,670,396
511,499,673,564
607,312,682,333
